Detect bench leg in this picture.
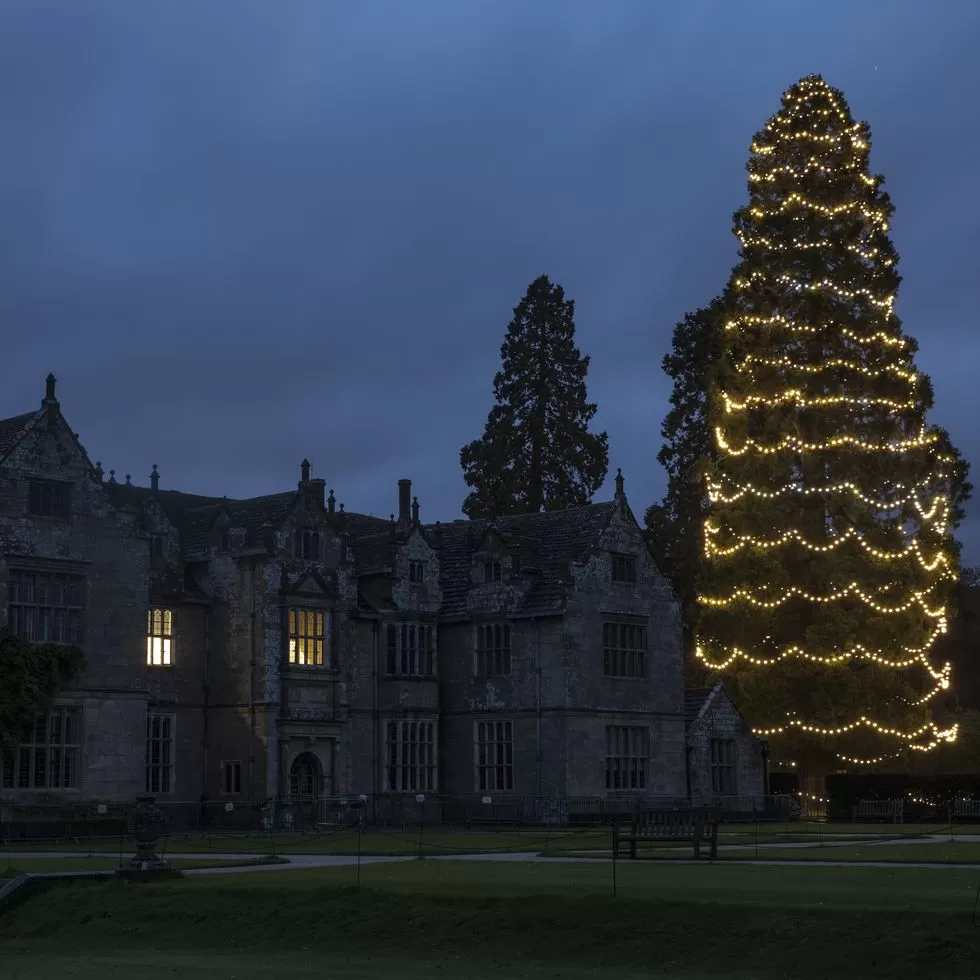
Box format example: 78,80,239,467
630,840,637,860
694,835,700,860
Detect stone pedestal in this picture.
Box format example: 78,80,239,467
122,794,171,874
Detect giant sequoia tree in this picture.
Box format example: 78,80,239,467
698,75,970,772
460,275,608,518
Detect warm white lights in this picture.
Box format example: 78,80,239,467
696,75,959,764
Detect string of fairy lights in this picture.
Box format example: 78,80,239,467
695,76,958,762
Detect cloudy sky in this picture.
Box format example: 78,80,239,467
1,1,978,561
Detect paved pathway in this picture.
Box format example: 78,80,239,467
6,832,980,876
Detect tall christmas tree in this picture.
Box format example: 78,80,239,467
697,75,970,774
460,274,608,518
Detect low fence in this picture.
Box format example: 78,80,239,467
0,792,812,841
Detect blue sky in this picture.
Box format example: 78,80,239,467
1,0,978,561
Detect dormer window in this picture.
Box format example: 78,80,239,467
611,554,637,584
293,529,320,561
483,561,502,584
409,561,426,584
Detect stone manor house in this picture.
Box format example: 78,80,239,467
0,377,766,815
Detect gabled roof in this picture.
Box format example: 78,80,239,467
424,501,618,617
684,686,718,728
0,411,40,461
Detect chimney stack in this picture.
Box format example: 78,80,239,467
398,479,411,524
308,478,326,509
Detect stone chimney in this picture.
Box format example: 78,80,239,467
308,478,326,509
398,479,411,525
150,464,160,492
614,467,626,515
42,373,59,426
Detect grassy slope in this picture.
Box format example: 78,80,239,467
2,861,979,979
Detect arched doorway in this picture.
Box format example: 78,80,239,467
290,752,321,828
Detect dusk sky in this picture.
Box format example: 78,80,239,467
2,1,978,562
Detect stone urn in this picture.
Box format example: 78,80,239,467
125,794,170,871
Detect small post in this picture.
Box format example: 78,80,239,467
611,821,618,899
416,794,426,859
356,821,362,889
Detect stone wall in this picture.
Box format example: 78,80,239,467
687,686,767,808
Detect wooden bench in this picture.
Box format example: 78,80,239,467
613,808,719,860
951,798,980,821
851,799,904,824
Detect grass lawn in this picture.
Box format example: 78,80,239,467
0,822,932,857
2,860,980,979
0,855,283,874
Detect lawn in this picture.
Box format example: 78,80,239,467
0,821,931,857
3,860,980,979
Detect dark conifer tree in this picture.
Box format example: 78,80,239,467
460,275,608,518
698,75,970,774
646,299,725,671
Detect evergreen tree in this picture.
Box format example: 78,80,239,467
698,75,971,774
460,275,608,517
645,299,725,671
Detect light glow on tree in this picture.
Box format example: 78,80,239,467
695,75,969,768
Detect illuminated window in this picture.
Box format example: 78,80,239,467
222,761,242,795
602,621,647,678
146,608,173,666
8,570,83,644
483,561,501,583
710,739,737,796
475,721,513,792
611,554,637,584
475,623,510,676
605,726,648,791
288,608,326,667
0,707,80,790
146,714,175,794
385,719,437,792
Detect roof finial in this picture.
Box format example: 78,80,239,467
327,488,336,514
300,458,311,484
614,467,625,497
411,496,420,524
108,469,117,484
95,461,104,483
44,373,57,402
125,473,132,486
150,464,159,492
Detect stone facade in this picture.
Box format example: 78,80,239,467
0,377,764,815
685,682,769,810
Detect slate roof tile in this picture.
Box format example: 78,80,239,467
0,411,40,460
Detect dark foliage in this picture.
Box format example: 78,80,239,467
460,275,608,518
